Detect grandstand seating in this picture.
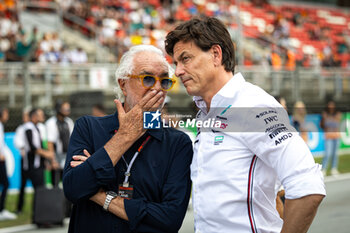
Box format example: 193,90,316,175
240,1,349,67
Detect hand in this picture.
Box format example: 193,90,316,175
48,150,55,160
115,89,164,140
37,148,55,160
0,155,5,161
52,160,60,169
70,149,91,167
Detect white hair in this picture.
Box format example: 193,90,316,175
114,45,174,103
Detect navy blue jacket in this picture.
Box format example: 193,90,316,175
63,112,193,233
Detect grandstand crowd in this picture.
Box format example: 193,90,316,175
62,0,350,69
1,0,349,69
0,0,88,64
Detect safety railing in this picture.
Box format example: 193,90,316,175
0,63,349,108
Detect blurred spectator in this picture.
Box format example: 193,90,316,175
28,26,40,44
285,48,296,71
273,17,290,47
91,103,106,117
58,46,71,64
46,100,74,187
70,47,87,64
0,12,12,37
321,99,342,176
39,33,51,53
270,46,282,70
243,50,253,66
322,53,339,67
0,107,17,221
15,33,33,60
292,101,308,142
270,46,282,95
0,36,10,61
274,95,287,111
17,108,52,216
50,32,62,52
14,108,30,215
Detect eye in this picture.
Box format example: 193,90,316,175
182,56,190,63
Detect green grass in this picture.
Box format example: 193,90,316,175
0,192,33,228
315,154,350,176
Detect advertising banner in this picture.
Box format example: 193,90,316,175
3,112,350,191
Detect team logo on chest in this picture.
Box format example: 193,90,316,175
214,135,224,145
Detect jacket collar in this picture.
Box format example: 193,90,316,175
193,72,246,113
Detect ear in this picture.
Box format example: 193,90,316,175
118,79,128,97
211,44,222,67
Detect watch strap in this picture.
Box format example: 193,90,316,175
103,191,117,211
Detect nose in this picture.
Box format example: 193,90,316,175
153,79,162,91
175,63,185,78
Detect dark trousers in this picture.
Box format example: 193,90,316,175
0,161,9,212
17,165,44,212
51,168,63,187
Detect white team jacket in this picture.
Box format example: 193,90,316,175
191,72,326,233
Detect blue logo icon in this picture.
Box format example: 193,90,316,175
143,110,161,129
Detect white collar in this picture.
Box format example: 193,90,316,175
193,72,245,113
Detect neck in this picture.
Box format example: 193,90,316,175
202,70,233,112
57,114,64,121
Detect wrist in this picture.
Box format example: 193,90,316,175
103,191,118,211
104,132,136,165
114,130,139,144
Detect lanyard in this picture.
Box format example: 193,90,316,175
121,135,151,187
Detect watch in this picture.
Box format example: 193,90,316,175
103,191,118,211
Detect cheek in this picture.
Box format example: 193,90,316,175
126,82,147,100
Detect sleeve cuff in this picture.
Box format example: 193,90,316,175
284,164,326,199
86,146,116,184
124,198,147,231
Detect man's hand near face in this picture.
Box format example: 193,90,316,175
104,89,163,166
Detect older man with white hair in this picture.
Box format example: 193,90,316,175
63,45,193,233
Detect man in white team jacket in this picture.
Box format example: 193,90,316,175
165,16,326,233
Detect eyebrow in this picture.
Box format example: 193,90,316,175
174,51,188,65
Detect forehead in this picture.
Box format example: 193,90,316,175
173,41,200,58
61,102,70,108
133,51,168,75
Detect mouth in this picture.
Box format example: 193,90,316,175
181,77,191,86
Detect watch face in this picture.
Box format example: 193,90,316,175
107,191,118,197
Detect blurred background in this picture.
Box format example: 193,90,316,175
0,0,349,232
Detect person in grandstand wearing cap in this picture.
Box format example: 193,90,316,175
165,16,325,233
63,45,193,233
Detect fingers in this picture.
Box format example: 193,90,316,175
138,89,159,108
115,99,125,118
150,94,164,110
70,149,91,167
70,155,87,167
72,155,88,161
70,161,83,167
143,91,164,111
83,149,91,157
